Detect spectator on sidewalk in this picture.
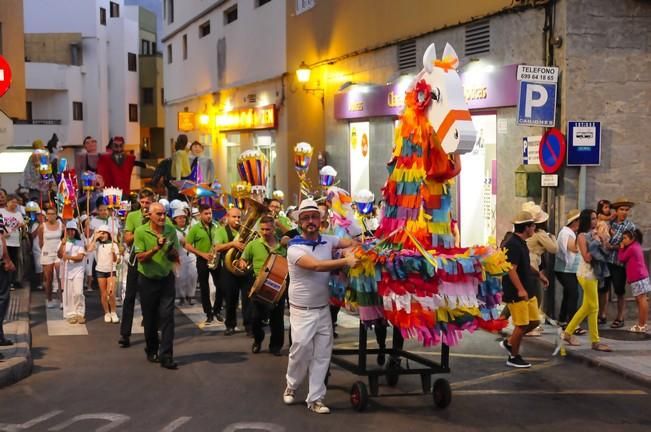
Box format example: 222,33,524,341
523,202,557,336
0,219,17,347
596,199,613,323
618,229,650,333
562,209,612,352
554,209,581,328
499,211,548,369
605,198,636,329
0,195,26,289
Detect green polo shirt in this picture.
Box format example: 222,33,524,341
133,223,180,279
185,222,219,253
125,210,147,233
241,238,287,275
214,224,238,245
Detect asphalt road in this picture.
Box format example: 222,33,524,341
1,291,651,432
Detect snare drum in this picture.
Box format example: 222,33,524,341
248,254,288,305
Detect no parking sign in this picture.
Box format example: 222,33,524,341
538,128,566,174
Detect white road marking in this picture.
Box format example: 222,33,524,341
223,423,285,432
48,413,130,432
45,301,88,336
455,389,648,396
159,417,192,432
0,410,63,431
176,303,225,332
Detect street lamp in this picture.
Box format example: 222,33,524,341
296,61,311,83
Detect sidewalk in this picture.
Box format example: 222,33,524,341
0,287,33,388
526,323,651,387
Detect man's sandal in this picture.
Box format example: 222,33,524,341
610,319,625,329
592,342,612,352
561,332,581,346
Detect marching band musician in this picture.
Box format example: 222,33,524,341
282,199,359,415
213,207,246,336
184,204,221,324
133,202,180,370
236,215,286,356
118,188,155,348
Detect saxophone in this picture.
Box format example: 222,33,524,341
224,198,268,276
207,243,220,270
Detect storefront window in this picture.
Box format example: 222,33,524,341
349,121,370,194
225,133,241,187
254,132,276,196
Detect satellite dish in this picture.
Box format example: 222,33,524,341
0,110,14,152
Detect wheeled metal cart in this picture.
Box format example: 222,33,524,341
329,322,452,412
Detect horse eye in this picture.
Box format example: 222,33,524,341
454,129,459,139
430,88,441,102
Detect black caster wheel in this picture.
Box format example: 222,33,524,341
368,375,379,396
420,374,432,394
350,381,369,412
385,358,400,387
432,378,452,409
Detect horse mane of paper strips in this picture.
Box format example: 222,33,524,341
348,43,510,347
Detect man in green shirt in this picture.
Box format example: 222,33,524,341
238,215,286,355
133,202,180,370
119,188,155,348
185,203,221,324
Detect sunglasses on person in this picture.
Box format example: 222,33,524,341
299,214,321,221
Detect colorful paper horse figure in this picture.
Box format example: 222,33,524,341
349,43,510,346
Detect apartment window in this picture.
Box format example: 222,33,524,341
166,0,174,24
199,21,210,38
70,44,82,66
99,8,106,26
73,102,83,121
110,1,120,18
182,35,187,60
256,0,272,6
224,5,238,24
152,42,157,53
26,102,32,121
141,39,150,55
129,104,138,122
143,88,154,105
167,44,172,63
128,52,137,71
295,0,315,15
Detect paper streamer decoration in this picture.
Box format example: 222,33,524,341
237,150,268,187
81,171,96,192
103,187,123,209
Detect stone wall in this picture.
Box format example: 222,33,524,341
25,33,83,65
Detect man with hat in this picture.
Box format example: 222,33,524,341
282,198,359,414
499,211,549,368
606,197,636,328
554,209,582,326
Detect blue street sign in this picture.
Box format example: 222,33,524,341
517,81,557,127
567,121,601,166
538,128,566,173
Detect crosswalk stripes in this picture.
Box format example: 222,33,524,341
45,301,88,336
176,303,226,332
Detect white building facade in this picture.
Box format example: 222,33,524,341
162,0,287,194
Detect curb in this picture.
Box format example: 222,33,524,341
529,336,651,388
0,288,33,389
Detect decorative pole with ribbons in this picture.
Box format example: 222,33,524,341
293,142,313,202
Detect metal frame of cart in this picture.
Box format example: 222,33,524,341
329,323,452,412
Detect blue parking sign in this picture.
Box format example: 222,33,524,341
517,81,557,127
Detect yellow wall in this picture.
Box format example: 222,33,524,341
285,0,524,200
0,0,26,119
25,33,83,65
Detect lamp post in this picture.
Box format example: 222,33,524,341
296,61,324,106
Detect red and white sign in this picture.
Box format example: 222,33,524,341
0,55,12,98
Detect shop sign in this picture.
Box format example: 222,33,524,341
216,104,276,132
177,112,196,132
334,64,519,120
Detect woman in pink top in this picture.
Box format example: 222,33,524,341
618,229,650,332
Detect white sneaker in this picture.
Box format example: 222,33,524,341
104,313,111,323
110,312,120,323
307,400,330,414
283,387,296,405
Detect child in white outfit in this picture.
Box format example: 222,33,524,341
58,221,86,324
87,224,120,323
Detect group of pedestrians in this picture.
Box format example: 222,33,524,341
501,197,649,367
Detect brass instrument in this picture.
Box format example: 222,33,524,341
224,198,268,276
274,210,296,235
207,243,220,270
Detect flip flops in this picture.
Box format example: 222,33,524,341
610,319,625,329
574,328,587,336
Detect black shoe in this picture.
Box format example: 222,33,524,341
252,341,261,353
377,348,386,366
0,339,14,346
224,328,235,336
178,298,185,306
160,358,178,370
186,297,194,305
499,339,513,355
206,315,214,324
506,355,531,368
269,348,282,357
333,331,339,339
146,352,160,363
214,313,224,322
118,336,130,348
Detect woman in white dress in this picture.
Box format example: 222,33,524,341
39,206,63,308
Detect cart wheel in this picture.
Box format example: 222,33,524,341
368,375,379,397
432,378,452,409
420,374,432,394
385,358,400,387
350,381,369,412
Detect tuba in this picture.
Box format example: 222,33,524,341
224,198,268,276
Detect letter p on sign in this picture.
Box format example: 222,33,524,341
517,81,556,127
525,84,548,117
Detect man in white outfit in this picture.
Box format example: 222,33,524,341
283,199,358,414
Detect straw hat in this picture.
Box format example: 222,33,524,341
521,201,549,224
611,197,635,209
296,198,324,218
565,209,580,225
512,211,534,225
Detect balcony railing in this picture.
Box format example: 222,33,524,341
13,119,63,125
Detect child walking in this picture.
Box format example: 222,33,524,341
618,229,650,332
58,221,87,324
87,224,120,323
